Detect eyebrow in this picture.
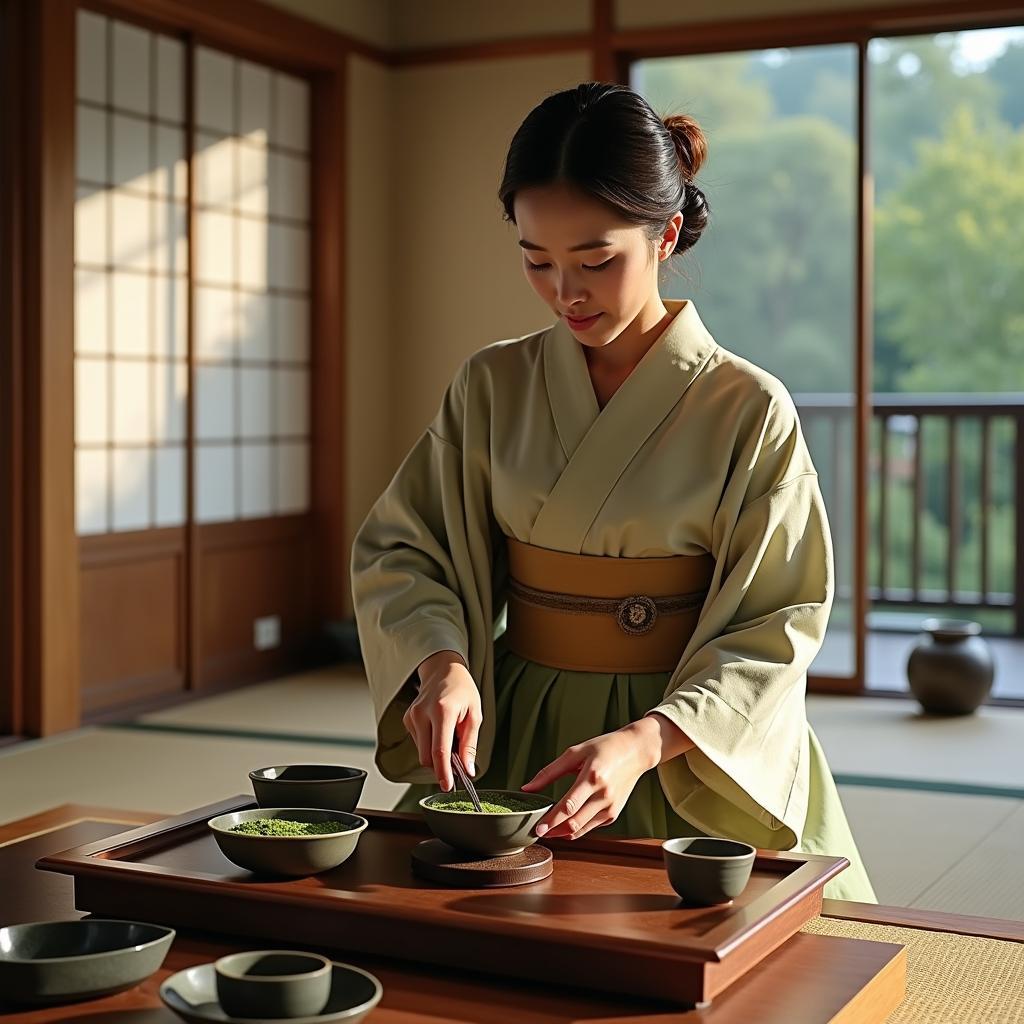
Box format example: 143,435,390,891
518,238,613,252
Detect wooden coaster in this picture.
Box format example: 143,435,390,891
411,839,553,887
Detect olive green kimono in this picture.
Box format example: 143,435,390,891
350,298,876,903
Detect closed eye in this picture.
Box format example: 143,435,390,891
526,257,615,272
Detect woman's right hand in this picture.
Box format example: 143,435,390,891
404,650,482,792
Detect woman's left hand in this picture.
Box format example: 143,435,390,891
520,722,659,840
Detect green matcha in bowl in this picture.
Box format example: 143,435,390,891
208,807,367,877
419,788,553,857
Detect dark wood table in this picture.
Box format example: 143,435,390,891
0,804,1017,1022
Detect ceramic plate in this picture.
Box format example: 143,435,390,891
160,961,382,1023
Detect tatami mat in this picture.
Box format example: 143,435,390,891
806,694,1024,791
138,664,377,741
833,786,1020,910
0,726,406,827
910,800,1024,919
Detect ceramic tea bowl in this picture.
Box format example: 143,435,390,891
208,808,368,877
215,950,332,1019
662,836,756,906
250,764,367,814
419,789,553,857
161,959,382,1024
0,919,174,1005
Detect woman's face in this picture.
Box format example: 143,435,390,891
513,182,679,349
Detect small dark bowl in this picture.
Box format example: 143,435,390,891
662,837,757,906
208,808,368,877
161,959,382,1024
0,919,175,1005
215,950,332,1019
250,764,367,814
419,789,553,857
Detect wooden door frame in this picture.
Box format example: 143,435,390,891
5,0,354,736
0,0,27,735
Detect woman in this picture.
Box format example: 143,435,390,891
351,82,876,902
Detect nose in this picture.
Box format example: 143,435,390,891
555,270,589,307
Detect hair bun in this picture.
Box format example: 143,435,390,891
663,114,707,182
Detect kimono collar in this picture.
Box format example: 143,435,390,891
543,298,718,462
531,299,719,551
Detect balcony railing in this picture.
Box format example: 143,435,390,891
795,393,1024,637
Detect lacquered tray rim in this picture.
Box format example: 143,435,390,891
37,794,848,965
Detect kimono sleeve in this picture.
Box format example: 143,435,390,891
350,357,506,785
649,393,832,850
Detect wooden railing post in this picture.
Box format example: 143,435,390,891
796,393,1024,637
1015,410,1024,637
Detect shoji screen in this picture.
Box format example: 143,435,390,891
75,12,188,535
193,46,311,524
74,9,315,713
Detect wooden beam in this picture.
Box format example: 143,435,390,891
0,0,27,735
610,0,1024,57
311,58,349,624
22,0,80,735
592,0,616,82
853,39,872,695
83,0,365,69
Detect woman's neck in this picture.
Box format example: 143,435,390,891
583,296,674,378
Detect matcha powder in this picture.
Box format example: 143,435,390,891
429,795,536,814
230,818,345,836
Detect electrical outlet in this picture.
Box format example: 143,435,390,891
254,615,281,651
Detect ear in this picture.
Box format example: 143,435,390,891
660,211,684,260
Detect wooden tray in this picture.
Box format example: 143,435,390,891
38,795,849,1008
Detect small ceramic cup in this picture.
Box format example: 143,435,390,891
662,837,756,906
249,764,367,813
214,950,332,1019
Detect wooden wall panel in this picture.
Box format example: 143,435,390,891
80,547,186,716
195,516,315,689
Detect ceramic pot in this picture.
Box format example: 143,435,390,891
906,618,994,715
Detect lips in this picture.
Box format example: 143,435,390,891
565,312,602,327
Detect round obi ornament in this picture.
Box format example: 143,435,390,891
906,618,994,715
616,595,658,635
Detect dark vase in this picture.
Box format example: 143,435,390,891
906,618,995,715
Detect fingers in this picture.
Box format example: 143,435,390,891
430,703,460,791
403,691,482,792
546,796,615,840
534,776,598,838
402,700,453,789
456,704,482,778
402,703,431,773
521,746,583,793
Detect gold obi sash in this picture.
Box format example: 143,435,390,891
504,537,715,674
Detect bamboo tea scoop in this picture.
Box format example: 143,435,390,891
450,752,484,811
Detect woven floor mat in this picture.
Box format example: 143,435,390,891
801,915,1024,1023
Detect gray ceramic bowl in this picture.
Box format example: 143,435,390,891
419,789,554,857
0,918,175,1005
250,764,367,814
662,836,757,906
161,959,383,1024
215,950,331,1019
208,808,368,877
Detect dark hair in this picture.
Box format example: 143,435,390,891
498,82,709,260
